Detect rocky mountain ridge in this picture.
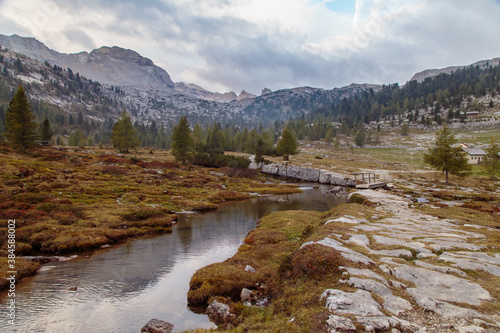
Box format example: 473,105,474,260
410,57,500,83
0,34,379,126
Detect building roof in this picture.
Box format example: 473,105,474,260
463,148,486,156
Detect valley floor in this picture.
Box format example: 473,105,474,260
187,132,500,333
0,143,300,288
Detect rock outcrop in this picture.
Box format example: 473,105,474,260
318,189,500,332
261,163,356,187
206,300,234,325
140,319,174,333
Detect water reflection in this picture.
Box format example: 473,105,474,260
0,184,344,333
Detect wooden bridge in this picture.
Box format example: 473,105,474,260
352,172,387,190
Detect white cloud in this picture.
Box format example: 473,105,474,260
1,0,500,94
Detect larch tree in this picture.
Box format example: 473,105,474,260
172,116,193,164
482,138,500,178
423,125,471,184
4,85,39,151
111,110,140,153
276,128,298,161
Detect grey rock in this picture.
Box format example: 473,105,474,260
414,260,468,277
455,325,485,333
326,315,357,332
340,267,389,286
302,237,375,266
141,319,174,333
369,249,413,259
439,252,500,276
326,217,368,224
320,289,384,316
388,280,407,289
240,288,253,301
356,316,391,331
341,277,412,315
391,265,492,306
245,265,256,273
416,253,438,259
261,164,356,186
348,234,370,247
418,298,488,319
206,300,234,325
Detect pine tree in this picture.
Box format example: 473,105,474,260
111,110,140,153
276,128,298,161
401,123,410,136
172,116,193,164
482,138,500,178
40,117,53,142
354,129,366,147
4,85,38,151
423,125,471,184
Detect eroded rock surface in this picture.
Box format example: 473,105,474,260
318,189,499,332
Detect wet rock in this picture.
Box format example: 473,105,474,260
245,265,256,273
302,237,375,266
326,315,356,332
240,288,253,301
140,319,174,333
320,289,384,316
206,300,234,325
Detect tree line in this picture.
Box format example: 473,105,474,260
3,84,299,165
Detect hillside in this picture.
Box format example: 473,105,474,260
0,34,375,129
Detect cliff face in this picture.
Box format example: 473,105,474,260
0,34,174,90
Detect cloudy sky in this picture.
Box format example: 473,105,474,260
1,0,500,95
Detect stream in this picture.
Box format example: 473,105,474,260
0,184,345,333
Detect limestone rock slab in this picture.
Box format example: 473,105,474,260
321,289,384,316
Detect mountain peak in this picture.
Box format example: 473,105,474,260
0,34,174,90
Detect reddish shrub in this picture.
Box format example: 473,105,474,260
17,167,35,178
100,156,130,165
101,166,128,176
136,160,176,169
291,243,344,278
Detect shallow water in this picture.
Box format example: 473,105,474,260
0,184,344,333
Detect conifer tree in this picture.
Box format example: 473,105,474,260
423,125,471,184
5,85,38,151
482,138,500,178
276,128,298,161
40,117,53,142
172,116,193,163
111,110,140,153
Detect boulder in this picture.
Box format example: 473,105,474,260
141,319,174,333
326,315,357,332
206,300,234,325
245,265,256,273
320,289,384,316
240,288,253,301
